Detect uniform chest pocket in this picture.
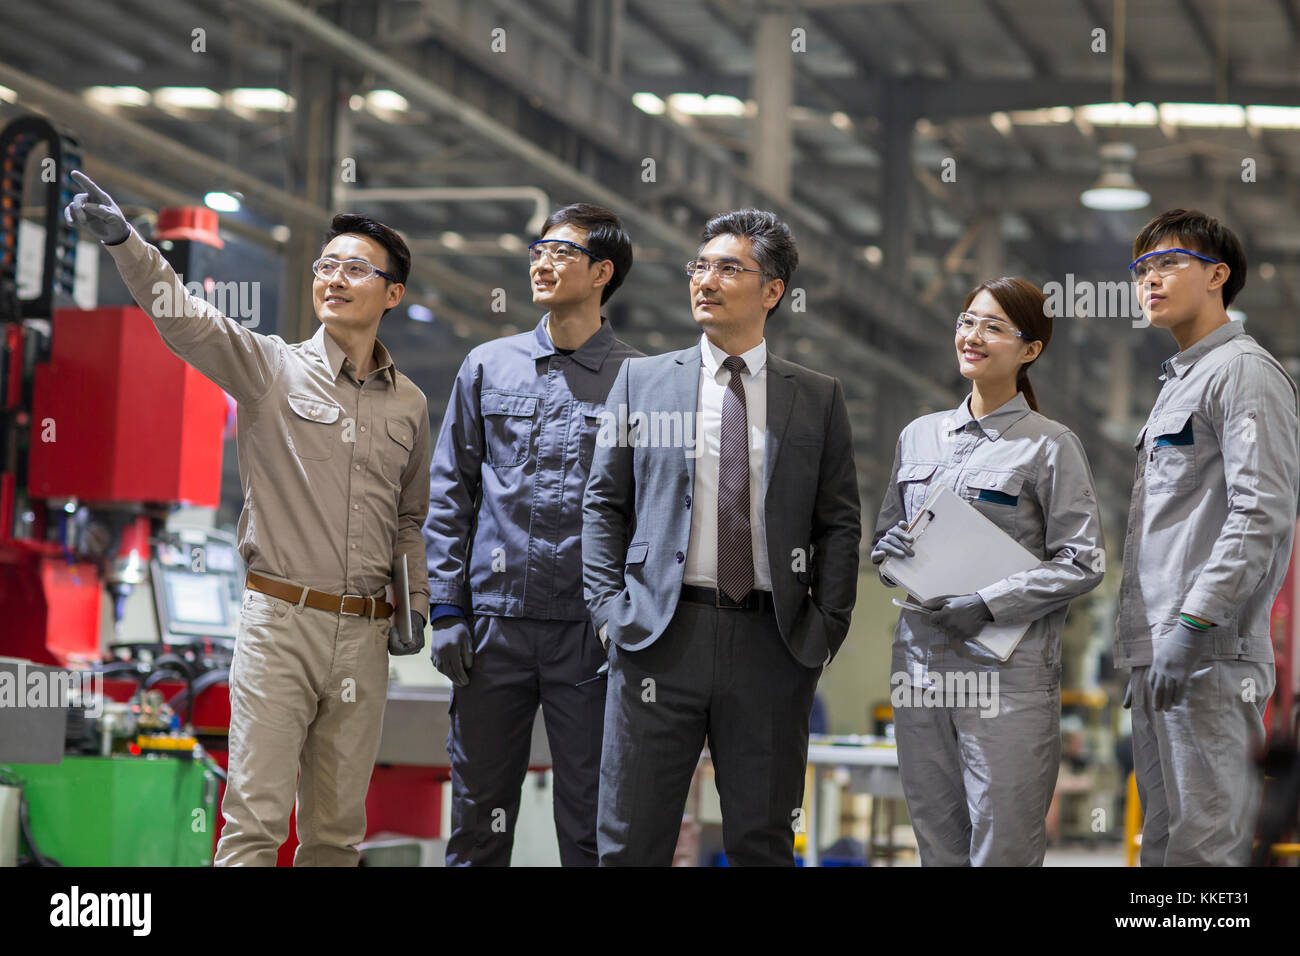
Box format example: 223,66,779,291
1143,409,1198,495
481,389,538,468
896,461,939,518
575,402,605,470
962,469,1028,534
382,418,414,482
286,393,342,461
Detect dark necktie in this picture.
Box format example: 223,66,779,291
717,355,754,602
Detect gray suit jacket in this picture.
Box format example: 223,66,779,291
582,344,861,668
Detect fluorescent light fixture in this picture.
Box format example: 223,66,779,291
84,86,151,107
0,85,16,103
349,94,365,111
1158,103,1245,127
270,224,291,243
1077,102,1158,126
439,231,464,249
632,92,666,115
666,93,746,116
1008,106,1074,125
1245,106,1300,129
228,88,293,111
497,234,524,251
154,87,222,109
990,111,1013,136
407,303,434,323
366,90,409,112
830,111,852,131
204,191,241,212
1081,142,1150,211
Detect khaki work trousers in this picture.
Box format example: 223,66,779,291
215,585,390,866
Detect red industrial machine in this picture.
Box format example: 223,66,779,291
0,113,448,867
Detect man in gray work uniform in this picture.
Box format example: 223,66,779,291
1119,208,1299,866
424,203,641,865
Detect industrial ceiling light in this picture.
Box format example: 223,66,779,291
1080,142,1150,211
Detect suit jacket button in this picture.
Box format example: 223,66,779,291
675,551,685,563
684,495,691,508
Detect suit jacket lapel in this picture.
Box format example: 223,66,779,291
672,346,703,488
763,354,796,500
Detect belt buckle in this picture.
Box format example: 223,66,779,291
339,593,368,616
715,589,743,610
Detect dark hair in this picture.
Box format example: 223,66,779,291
540,203,633,304
699,209,799,317
962,276,1052,413
323,213,411,286
1132,208,1246,307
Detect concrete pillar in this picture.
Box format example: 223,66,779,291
282,54,340,342
974,213,1005,281
881,90,913,279
752,13,794,202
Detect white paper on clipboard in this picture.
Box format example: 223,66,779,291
879,484,1041,661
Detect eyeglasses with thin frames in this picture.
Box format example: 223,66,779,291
684,259,765,281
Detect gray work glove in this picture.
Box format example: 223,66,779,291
64,170,129,245
871,519,914,565
388,610,426,656
924,593,993,643
430,616,474,687
1148,620,1205,711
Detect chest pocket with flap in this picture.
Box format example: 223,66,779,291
383,418,414,482
481,389,539,468
896,461,939,517
1143,408,1198,495
963,469,1028,534
286,393,342,461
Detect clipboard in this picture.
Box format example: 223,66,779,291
388,555,413,644
879,484,1041,661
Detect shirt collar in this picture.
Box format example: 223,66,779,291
700,333,767,380
313,324,397,387
1160,320,1243,380
528,315,617,372
943,391,1031,442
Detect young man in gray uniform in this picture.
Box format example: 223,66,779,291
65,172,431,866
1120,209,1299,866
423,203,641,866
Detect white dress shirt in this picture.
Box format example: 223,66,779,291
684,333,772,591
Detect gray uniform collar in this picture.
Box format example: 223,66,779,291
1160,321,1243,381
530,315,616,372
944,391,1032,442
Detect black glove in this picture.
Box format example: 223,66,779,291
1148,620,1204,711
870,519,915,566
388,610,425,656
430,616,474,687
924,593,993,643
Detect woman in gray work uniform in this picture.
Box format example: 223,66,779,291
870,277,1106,866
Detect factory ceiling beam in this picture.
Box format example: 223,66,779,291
0,62,505,343
228,0,964,379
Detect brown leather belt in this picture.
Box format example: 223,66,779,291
246,571,394,619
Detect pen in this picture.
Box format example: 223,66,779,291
891,598,934,614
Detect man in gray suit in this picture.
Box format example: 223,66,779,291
582,209,861,866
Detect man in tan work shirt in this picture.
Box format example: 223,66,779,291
65,171,432,866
